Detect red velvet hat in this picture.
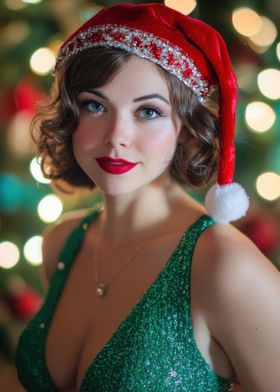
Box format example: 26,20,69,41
55,2,249,223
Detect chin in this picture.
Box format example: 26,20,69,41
87,168,170,197
97,183,144,197
93,178,153,197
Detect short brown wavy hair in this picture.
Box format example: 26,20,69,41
33,47,219,189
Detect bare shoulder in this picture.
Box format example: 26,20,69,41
194,221,280,297
41,209,91,285
193,220,278,273
193,223,280,391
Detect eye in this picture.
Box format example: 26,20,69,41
139,107,162,120
78,99,106,114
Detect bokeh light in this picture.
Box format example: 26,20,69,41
48,39,63,56
232,8,262,37
236,63,258,94
257,69,280,100
37,194,63,223
3,0,27,10
0,174,24,213
1,21,30,46
7,111,33,156
0,242,20,269
277,43,280,61
245,101,276,133
30,48,56,75
22,0,43,3
256,172,280,201
249,16,277,48
164,0,197,15
30,157,51,184
23,236,43,266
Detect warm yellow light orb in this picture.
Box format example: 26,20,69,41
22,0,43,3
249,16,277,47
30,48,56,75
30,157,51,184
257,69,280,100
256,172,280,201
2,20,30,46
232,8,262,37
0,241,20,269
276,42,280,61
37,194,63,223
7,111,33,156
164,0,197,15
4,0,27,10
245,101,276,133
23,236,43,266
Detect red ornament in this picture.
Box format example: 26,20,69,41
0,87,18,124
7,287,42,321
240,214,279,256
14,78,44,113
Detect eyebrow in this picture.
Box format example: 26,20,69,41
84,90,170,105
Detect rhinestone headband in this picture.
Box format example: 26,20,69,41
56,24,210,103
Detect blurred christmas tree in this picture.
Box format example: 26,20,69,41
0,0,279,365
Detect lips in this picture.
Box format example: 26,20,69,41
96,157,139,175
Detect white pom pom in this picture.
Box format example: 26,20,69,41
205,182,249,224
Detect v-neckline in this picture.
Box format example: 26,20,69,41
80,256,178,389
44,210,206,391
79,215,197,390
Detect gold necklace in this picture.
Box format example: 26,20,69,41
93,228,160,298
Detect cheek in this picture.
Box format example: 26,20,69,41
72,121,100,150
138,127,178,158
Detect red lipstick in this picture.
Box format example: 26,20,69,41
96,157,139,175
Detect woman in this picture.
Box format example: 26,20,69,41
16,3,280,392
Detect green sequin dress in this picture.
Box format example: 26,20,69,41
16,209,233,391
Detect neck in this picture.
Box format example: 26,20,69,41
97,175,187,245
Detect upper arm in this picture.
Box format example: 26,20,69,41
40,210,88,286
197,225,280,392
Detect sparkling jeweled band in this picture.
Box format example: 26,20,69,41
56,24,210,102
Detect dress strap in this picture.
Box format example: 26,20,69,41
58,207,101,268
181,214,216,287
43,206,102,315
186,214,216,246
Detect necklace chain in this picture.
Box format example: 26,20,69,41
93,220,160,298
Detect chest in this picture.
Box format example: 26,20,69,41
45,233,182,390
44,232,234,391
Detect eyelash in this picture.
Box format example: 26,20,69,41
78,99,163,120
138,106,163,120
78,100,105,113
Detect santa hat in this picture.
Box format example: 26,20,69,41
55,2,249,224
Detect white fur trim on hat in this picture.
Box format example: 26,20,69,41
205,182,249,224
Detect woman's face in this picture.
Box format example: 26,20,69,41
72,55,181,196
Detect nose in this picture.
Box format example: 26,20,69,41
103,113,131,148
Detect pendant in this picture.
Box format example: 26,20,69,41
96,283,107,297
